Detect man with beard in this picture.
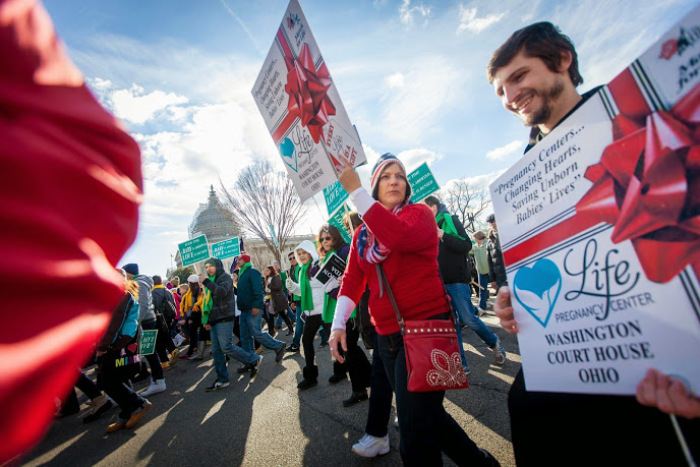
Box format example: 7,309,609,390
488,22,698,465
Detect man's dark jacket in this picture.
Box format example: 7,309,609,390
436,213,472,284
236,265,264,311
201,257,236,325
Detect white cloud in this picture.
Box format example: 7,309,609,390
457,5,505,34
385,72,405,88
399,0,431,26
109,84,189,125
379,56,461,145
485,140,523,160
397,148,443,173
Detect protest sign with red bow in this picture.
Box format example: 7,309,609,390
252,0,366,202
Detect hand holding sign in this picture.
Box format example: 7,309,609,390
493,286,519,334
337,155,361,194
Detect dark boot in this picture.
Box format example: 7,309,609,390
329,360,347,383
297,365,318,390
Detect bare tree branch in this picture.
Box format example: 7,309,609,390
440,179,492,233
219,160,307,262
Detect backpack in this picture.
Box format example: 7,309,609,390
162,291,177,324
118,293,140,340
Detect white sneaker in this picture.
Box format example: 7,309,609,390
141,378,166,396
352,433,390,458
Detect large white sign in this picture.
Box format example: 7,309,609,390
489,6,700,395
252,0,366,201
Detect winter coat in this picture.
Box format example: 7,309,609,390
237,266,264,312
201,257,236,325
339,203,450,335
268,275,288,313
436,213,472,284
133,275,156,323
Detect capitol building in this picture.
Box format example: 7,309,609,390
173,186,314,273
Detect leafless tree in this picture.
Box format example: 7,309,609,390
440,179,491,233
220,160,307,262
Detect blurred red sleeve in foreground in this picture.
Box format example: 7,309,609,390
0,0,143,462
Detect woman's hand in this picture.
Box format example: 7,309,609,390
636,368,700,419
328,328,347,363
494,286,519,334
337,155,362,194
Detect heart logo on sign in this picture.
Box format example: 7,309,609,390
512,258,561,328
279,137,297,173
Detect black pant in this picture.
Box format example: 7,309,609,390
141,319,163,380
365,331,393,438
301,314,329,372
508,369,699,466
343,317,371,393
186,313,202,355
377,331,485,466
100,353,147,419
155,313,175,363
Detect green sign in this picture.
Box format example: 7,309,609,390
328,208,352,243
407,162,440,203
211,237,240,259
178,234,210,266
323,180,349,216
139,329,158,356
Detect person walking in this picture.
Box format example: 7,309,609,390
200,257,262,390
286,252,304,352
96,271,152,433
151,275,180,368
265,266,295,336
179,276,205,360
330,153,499,466
285,241,326,390
121,263,166,397
472,231,490,313
424,195,506,369
236,254,286,376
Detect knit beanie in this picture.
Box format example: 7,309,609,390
370,153,412,203
121,263,139,275
239,254,251,264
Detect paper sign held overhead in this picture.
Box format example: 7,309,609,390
252,0,366,202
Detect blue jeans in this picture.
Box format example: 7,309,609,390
377,331,484,466
239,310,283,353
210,319,259,383
445,282,498,348
292,301,304,348
478,273,490,310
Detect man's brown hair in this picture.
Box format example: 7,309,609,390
487,22,582,87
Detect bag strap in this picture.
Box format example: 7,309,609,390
376,264,405,335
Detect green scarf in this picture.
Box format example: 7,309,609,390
299,261,314,312
201,274,214,324
436,212,466,241
238,262,252,278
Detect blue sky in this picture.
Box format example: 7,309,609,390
43,0,697,275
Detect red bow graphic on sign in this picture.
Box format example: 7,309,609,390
282,42,336,144
576,73,700,283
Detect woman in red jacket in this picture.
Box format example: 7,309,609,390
329,153,499,466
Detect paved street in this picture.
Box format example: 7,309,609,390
22,305,519,467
